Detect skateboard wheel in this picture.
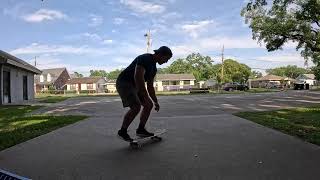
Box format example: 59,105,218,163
130,142,140,148
151,136,162,141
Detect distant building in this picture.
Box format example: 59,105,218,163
66,77,107,93
34,68,70,92
296,74,318,86
250,74,295,88
105,79,117,93
154,74,196,91
0,50,41,104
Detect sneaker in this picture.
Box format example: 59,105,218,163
136,128,154,137
118,130,133,142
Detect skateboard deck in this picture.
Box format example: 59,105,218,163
130,129,167,148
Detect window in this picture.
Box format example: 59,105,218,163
87,83,93,89
47,73,51,82
40,75,44,82
70,84,77,90
183,80,190,85
170,81,179,85
162,81,169,85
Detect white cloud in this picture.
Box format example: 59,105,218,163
10,42,145,61
162,12,182,20
113,17,125,25
255,53,306,63
102,39,113,44
120,0,166,14
10,43,112,56
89,14,103,27
22,9,67,23
181,20,216,38
197,36,261,49
82,33,102,41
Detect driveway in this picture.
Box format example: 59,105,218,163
1,91,320,180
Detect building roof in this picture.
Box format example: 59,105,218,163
156,74,196,81
34,68,67,84
252,74,285,81
0,50,41,74
66,77,106,84
300,74,316,80
69,73,78,79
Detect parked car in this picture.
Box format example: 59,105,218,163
266,81,282,89
223,82,249,91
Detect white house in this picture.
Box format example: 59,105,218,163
296,74,318,86
105,79,117,93
154,74,196,91
0,50,41,104
66,77,107,93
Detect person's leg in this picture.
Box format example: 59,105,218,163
121,104,141,130
138,99,153,129
116,81,141,141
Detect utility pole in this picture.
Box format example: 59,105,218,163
34,56,37,67
144,29,151,53
221,45,224,84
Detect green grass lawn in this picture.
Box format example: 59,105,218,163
246,88,280,93
235,106,320,146
0,105,87,151
36,96,70,103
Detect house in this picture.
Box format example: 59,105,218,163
198,78,218,88
105,79,117,93
66,77,107,93
249,74,294,88
34,68,70,92
154,74,196,91
0,50,41,104
296,74,318,86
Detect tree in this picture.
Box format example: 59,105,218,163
157,68,169,74
266,65,310,78
166,58,192,74
312,66,320,80
241,0,320,66
166,53,214,81
213,59,252,83
251,70,263,79
89,70,108,77
106,69,123,79
74,72,83,78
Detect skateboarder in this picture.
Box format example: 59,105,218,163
116,46,173,141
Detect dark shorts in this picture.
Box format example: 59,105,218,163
116,80,142,108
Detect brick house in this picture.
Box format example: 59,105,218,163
34,68,70,92
66,77,107,93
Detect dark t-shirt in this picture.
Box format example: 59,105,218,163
117,53,157,85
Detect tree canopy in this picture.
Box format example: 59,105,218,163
266,65,311,78
213,59,252,83
241,0,320,68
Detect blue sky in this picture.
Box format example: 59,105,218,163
0,0,310,76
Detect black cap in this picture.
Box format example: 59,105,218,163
154,46,173,57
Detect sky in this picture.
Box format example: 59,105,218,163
0,0,311,76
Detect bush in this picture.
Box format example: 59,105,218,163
80,90,96,94
65,90,77,94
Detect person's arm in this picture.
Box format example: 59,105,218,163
147,77,157,103
147,77,160,111
134,65,149,98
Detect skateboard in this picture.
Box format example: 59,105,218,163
130,129,167,148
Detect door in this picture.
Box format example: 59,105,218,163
23,75,28,100
3,71,11,103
